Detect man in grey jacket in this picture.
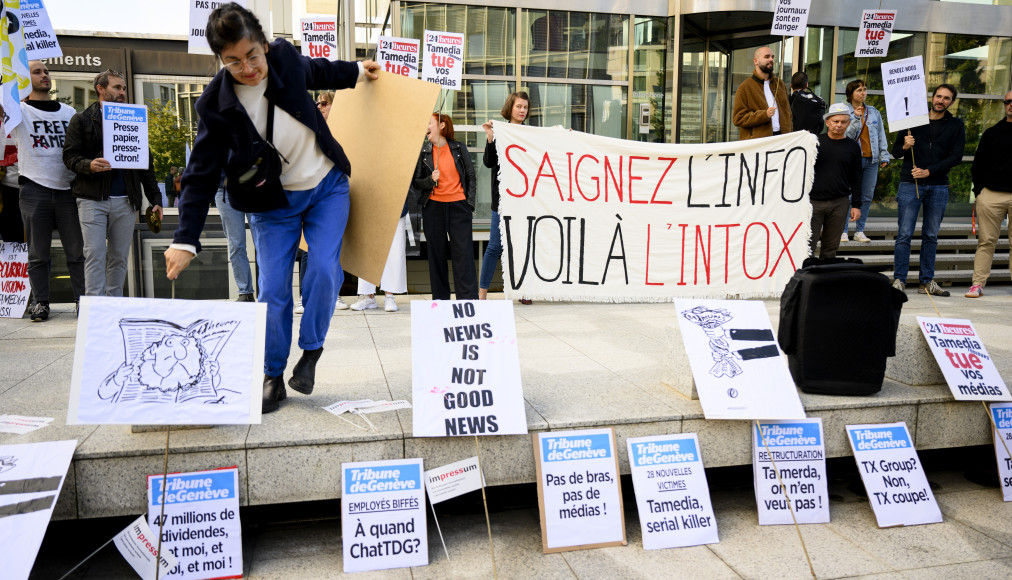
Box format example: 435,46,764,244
64,70,162,297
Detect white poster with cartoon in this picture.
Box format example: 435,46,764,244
0,439,77,580
675,299,804,420
67,297,265,425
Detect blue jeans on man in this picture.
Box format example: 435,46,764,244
214,190,253,296
893,182,948,285
248,167,349,378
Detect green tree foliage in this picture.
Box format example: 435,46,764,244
146,99,188,181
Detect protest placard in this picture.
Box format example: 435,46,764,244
114,515,179,580
770,0,811,36
19,0,61,59
102,102,149,170
627,433,717,549
753,419,829,525
675,299,805,420
916,316,1010,401
0,241,29,318
377,36,420,78
0,439,76,580
534,428,625,552
1,0,31,133
342,458,427,573
855,10,897,58
411,300,528,437
300,18,337,61
422,30,464,90
881,56,929,133
493,124,817,301
990,403,1012,502
147,467,242,579
847,422,942,527
68,297,265,425
188,0,246,55
424,456,484,504
0,414,53,434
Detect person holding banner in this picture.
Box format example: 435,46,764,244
63,69,164,298
479,91,531,304
412,113,477,300
163,3,380,413
732,46,792,140
843,80,891,244
889,84,965,296
965,90,1012,298
0,60,86,322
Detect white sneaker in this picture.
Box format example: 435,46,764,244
335,296,349,310
384,296,398,312
840,232,849,243
294,299,304,314
350,295,377,311
853,231,871,243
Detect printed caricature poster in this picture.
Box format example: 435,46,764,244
67,297,265,425
675,299,805,420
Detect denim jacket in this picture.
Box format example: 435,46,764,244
845,103,891,164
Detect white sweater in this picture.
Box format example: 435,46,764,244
9,101,77,190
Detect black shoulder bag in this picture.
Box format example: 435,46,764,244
225,99,289,212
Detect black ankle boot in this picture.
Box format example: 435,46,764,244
263,375,287,413
288,347,324,395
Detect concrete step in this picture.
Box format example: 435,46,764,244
853,254,1010,267
838,239,1009,252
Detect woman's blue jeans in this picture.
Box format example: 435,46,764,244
479,210,503,290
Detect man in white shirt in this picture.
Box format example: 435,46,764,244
1,60,85,321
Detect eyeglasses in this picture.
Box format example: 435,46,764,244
1004,99,1012,106
223,52,264,74
316,101,330,108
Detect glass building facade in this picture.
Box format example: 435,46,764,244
36,0,1012,299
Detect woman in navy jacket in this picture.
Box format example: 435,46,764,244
164,3,379,413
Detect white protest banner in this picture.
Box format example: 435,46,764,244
0,439,76,580
0,241,30,318
0,415,53,434
342,458,427,573
102,102,149,170
1,0,32,132
881,56,929,133
68,296,266,425
753,419,829,525
847,422,942,527
770,0,811,36
534,428,625,552
114,515,179,580
675,299,804,420
324,399,379,416
855,10,897,58
147,467,242,579
626,433,717,550
424,456,484,504
990,403,1012,502
19,0,61,59
916,317,1010,401
188,0,245,55
422,30,464,90
411,300,527,437
299,17,337,61
494,124,817,302
377,36,420,78
357,400,412,414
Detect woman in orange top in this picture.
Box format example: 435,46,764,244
412,113,477,299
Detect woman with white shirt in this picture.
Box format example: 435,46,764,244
164,3,379,413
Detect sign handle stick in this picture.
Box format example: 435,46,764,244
757,422,817,579
983,401,1012,462
56,536,116,580
428,497,451,561
336,413,369,431
155,427,171,580
907,130,921,199
433,91,448,173
474,436,498,580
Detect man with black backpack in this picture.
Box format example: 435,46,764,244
789,72,826,135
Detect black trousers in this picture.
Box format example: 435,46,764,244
19,180,86,302
423,200,477,300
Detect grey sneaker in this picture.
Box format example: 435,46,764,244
918,280,950,297
350,295,377,311
891,279,905,292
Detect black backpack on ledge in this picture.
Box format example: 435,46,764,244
778,258,907,395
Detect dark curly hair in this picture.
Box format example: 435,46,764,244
206,2,267,57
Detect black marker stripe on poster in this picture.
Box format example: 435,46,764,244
0,495,56,518
0,476,63,495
